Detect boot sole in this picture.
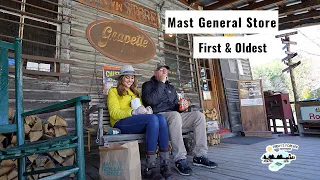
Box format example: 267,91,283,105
193,162,217,169
174,166,193,176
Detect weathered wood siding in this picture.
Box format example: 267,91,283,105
8,0,198,129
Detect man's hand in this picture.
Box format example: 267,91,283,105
132,106,147,115
159,75,167,83
180,99,189,111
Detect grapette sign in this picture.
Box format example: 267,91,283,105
78,0,159,28
86,19,156,63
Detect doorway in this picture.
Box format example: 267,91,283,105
197,59,229,130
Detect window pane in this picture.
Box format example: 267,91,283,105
177,34,188,41
179,48,190,56
23,19,57,58
0,12,19,42
0,0,21,10
162,33,197,92
168,71,179,87
164,43,176,51
177,36,189,48
26,0,59,19
164,34,176,44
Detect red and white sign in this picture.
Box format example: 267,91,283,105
300,106,320,120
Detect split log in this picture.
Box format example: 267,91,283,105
0,134,6,150
43,115,68,138
27,155,38,164
24,115,43,142
57,149,74,158
45,115,67,127
35,156,49,167
207,133,221,146
25,124,31,135
11,135,16,145
62,155,75,166
7,169,18,180
0,167,14,177
51,153,64,164
8,107,14,120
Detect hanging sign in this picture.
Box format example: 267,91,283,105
281,52,297,62
275,31,298,38
282,44,289,50
103,66,120,95
285,51,294,55
281,39,297,45
86,19,156,63
77,0,159,28
282,61,301,73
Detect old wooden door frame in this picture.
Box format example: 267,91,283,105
197,59,229,129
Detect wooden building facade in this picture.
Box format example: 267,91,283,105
2,0,253,135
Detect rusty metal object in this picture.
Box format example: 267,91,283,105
86,19,156,64
78,0,159,28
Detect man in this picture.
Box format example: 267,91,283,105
142,64,218,176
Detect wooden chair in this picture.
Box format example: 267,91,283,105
0,37,91,179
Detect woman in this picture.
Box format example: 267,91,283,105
107,65,172,180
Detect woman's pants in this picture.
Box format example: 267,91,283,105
114,114,169,154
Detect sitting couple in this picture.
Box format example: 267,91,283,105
107,64,218,180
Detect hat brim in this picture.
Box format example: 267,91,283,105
156,65,170,70
111,73,142,80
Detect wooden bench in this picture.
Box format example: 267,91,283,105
0,38,91,180
85,94,195,151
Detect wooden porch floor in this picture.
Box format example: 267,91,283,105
82,135,320,180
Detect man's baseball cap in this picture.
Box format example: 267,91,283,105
155,63,170,71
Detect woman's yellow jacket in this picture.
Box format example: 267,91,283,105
107,87,142,127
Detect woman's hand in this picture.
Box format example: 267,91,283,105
146,106,153,114
132,106,148,115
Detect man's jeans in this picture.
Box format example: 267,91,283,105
159,111,208,162
114,114,169,153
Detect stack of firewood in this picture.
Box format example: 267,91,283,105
207,133,221,146
202,108,221,146
0,108,75,179
202,108,218,120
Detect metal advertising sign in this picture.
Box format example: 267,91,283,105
86,19,156,63
78,0,159,28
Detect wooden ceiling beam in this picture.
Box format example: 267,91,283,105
279,0,320,14
188,0,199,4
279,10,320,24
204,0,241,10
238,0,283,10
279,18,320,30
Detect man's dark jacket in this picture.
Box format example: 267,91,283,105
142,76,179,113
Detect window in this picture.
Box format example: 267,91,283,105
160,32,198,93
0,0,67,76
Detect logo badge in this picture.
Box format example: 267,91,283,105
261,143,299,171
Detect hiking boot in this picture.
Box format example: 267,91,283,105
174,159,193,176
145,168,165,180
193,156,218,169
160,152,173,179
145,154,165,180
